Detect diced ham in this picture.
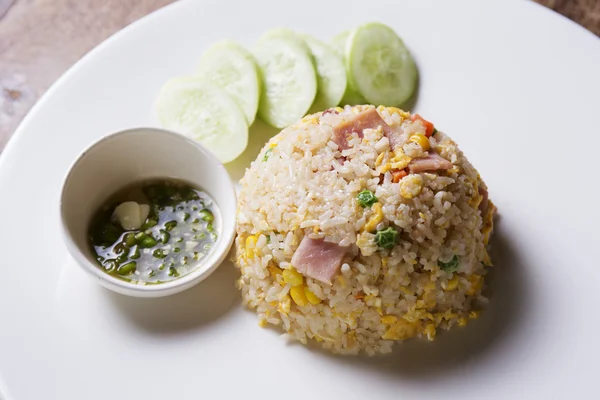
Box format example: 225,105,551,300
408,152,453,173
332,108,405,151
290,236,347,285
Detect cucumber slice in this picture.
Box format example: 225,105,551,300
155,77,248,163
346,22,417,106
253,30,317,128
330,30,367,106
301,34,347,112
196,40,261,125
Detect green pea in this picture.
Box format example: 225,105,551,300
199,209,214,223
168,267,180,277
117,261,137,276
164,220,178,231
124,233,137,247
153,249,168,259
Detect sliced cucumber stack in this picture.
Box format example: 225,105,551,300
155,77,248,163
346,22,418,106
253,30,317,128
196,40,261,125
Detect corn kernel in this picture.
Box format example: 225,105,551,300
443,275,460,291
258,319,267,328
313,225,320,234
245,236,257,258
282,268,304,286
364,202,384,232
290,286,308,307
278,295,291,314
400,175,424,199
269,142,278,148
375,152,386,166
469,310,481,319
268,265,282,279
410,133,430,151
381,315,398,325
304,287,322,305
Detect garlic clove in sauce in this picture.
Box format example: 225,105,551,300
112,201,150,231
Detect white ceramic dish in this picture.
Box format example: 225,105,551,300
1,0,599,399
60,127,236,298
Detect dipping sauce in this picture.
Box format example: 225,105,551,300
88,179,219,284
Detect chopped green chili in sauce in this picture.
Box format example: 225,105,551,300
89,179,219,284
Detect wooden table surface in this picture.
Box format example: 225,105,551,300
0,0,598,152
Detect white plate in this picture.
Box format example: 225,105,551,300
1,0,599,398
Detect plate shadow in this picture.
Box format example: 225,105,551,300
106,259,240,335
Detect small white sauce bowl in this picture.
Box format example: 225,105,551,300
60,127,236,298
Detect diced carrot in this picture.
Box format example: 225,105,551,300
392,169,408,183
411,114,435,137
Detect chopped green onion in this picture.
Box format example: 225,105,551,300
139,235,157,248
357,190,378,208
174,247,181,253
375,227,398,249
183,212,191,221
102,259,118,272
199,209,214,223
158,264,165,271
141,217,158,230
149,270,156,278
129,246,141,260
124,233,137,247
433,127,438,135
153,249,168,259
117,261,137,276
159,230,170,244
164,220,178,231
262,147,273,162
168,267,180,277
438,255,460,272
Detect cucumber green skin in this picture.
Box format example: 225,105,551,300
197,40,261,125
346,22,418,107
254,31,317,128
